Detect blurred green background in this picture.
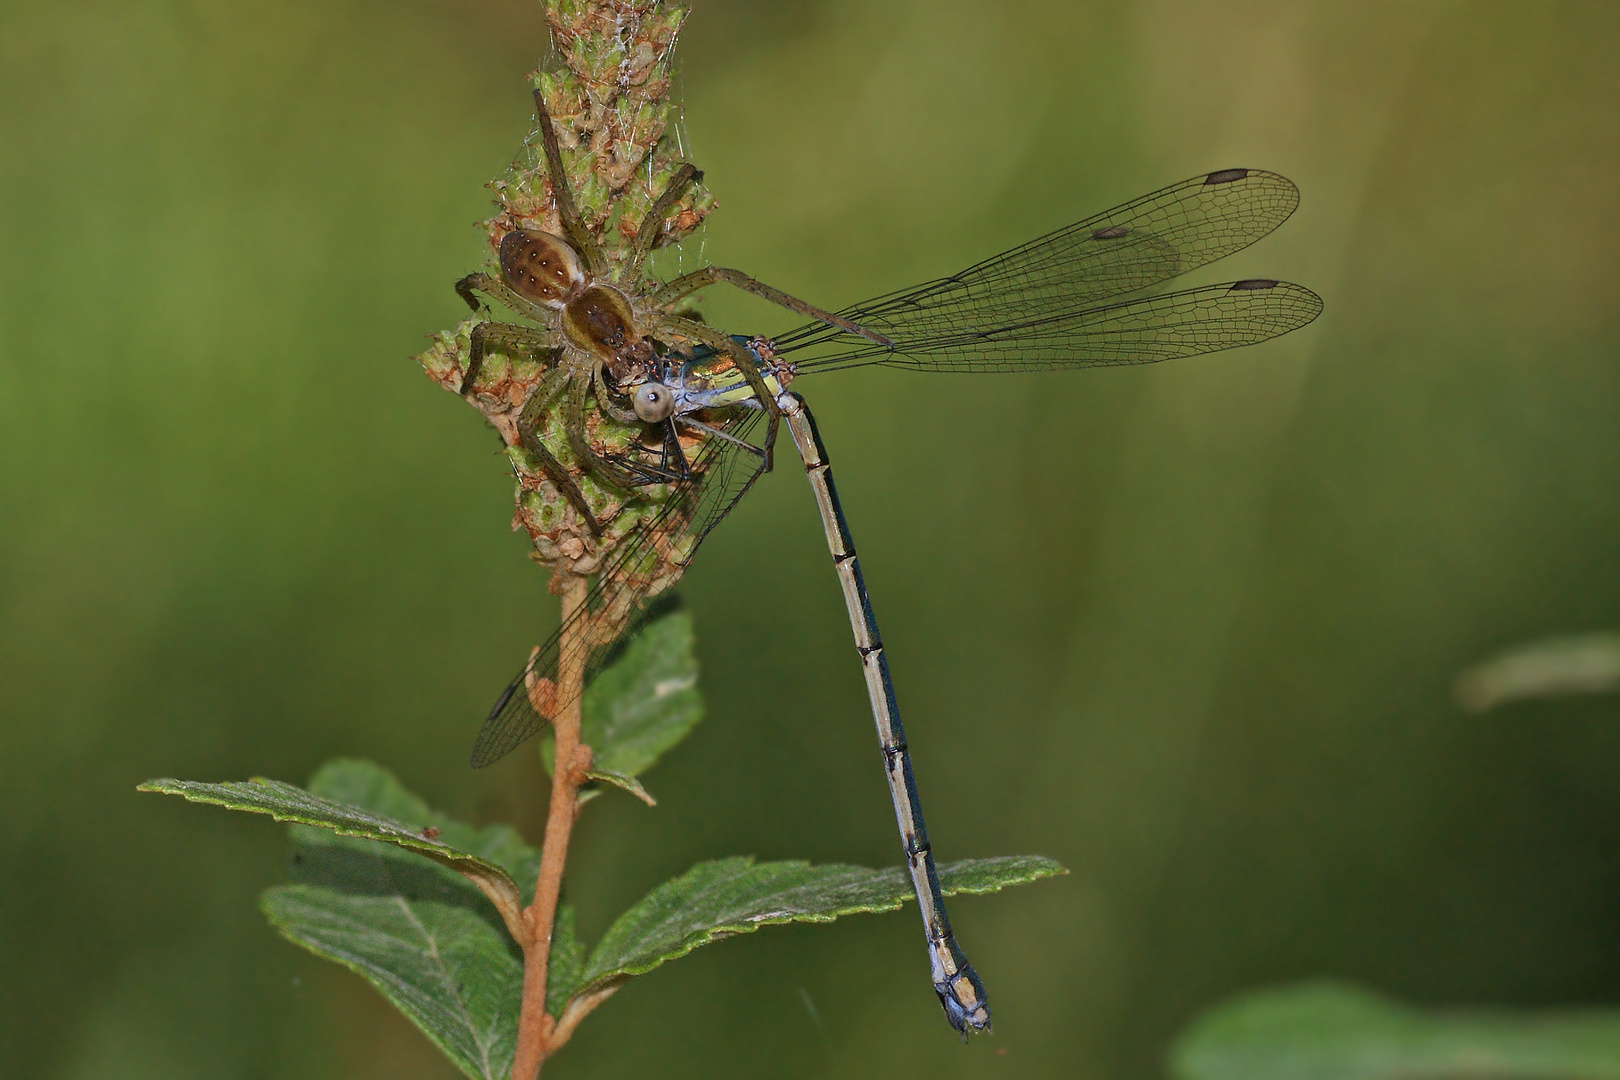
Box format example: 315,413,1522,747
3,0,1618,1077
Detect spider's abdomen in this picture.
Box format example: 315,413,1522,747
499,229,585,308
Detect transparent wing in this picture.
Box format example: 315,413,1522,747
787,279,1322,374
470,407,769,768
472,170,1316,766
772,169,1311,369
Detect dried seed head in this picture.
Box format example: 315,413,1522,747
483,1,712,269
421,0,714,586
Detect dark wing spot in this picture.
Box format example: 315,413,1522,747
1204,168,1249,185
1092,226,1130,240
487,681,516,721
1228,279,1279,291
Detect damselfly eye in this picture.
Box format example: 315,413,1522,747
633,382,674,422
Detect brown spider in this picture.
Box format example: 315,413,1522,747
453,90,886,536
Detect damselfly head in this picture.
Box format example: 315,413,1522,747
499,228,586,308
632,381,676,422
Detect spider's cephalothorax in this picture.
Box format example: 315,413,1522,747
496,228,656,383
451,89,891,543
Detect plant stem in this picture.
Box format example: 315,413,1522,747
511,572,592,1080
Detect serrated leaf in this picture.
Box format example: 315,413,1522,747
1170,982,1620,1080
263,883,520,1080
581,609,702,777
583,767,656,807
237,764,564,1080
579,854,1064,992
303,759,539,895
141,761,547,1074
139,774,519,893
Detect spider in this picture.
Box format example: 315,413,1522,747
453,89,888,538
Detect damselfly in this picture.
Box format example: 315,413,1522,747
454,92,1320,1035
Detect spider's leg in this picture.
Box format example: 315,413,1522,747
456,272,549,321
652,267,894,348
515,377,603,539
463,322,556,398
586,364,684,484
621,162,701,283
562,372,646,491
531,89,607,280
455,274,484,312
592,361,642,425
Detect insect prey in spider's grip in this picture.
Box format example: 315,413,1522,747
441,89,1322,1040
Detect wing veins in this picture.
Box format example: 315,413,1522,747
774,169,1302,357
469,409,768,768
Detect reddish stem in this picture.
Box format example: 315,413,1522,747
510,573,591,1080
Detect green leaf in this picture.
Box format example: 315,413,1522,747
303,759,539,896
138,772,523,894
144,762,550,1079
1170,982,1620,1080
579,854,1064,993
582,767,656,807
581,608,702,778
263,881,520,1080
1454,630,1620,711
